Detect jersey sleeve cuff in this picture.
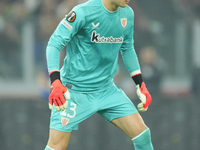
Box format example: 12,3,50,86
49,70,60,84
131,70,143,87
130,70,141,77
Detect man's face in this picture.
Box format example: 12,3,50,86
112,0,130,8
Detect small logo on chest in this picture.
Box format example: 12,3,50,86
92,22,99,29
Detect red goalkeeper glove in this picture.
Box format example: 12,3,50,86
48,71,70,111
132,73,152,112
136,82,152,112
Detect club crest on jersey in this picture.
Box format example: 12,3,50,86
66,11,76,22
121,18,127,28
61,117,69,126
91,31,123,43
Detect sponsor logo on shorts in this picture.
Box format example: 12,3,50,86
66,11,76,22
66,84,72,89
91,31,123,43
61,117,69,126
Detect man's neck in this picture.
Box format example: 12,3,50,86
102,0,119,12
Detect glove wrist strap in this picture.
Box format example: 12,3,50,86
132,74,143,87
50,71,60,84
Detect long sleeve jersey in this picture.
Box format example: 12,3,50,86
46,0,141,92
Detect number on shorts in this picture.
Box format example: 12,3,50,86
67,102,77,118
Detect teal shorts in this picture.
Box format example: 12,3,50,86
49,83,138,132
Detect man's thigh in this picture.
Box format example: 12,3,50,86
111,113,147,138
47,129,71,149
97,86,147,138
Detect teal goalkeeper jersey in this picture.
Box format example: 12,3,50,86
46,0,141,92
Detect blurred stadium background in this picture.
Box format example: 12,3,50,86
0,0,200,149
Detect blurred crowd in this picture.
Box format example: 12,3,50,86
0,0,200,99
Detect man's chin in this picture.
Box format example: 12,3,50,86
120,4,127,8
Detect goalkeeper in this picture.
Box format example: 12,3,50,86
45,0,154,149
